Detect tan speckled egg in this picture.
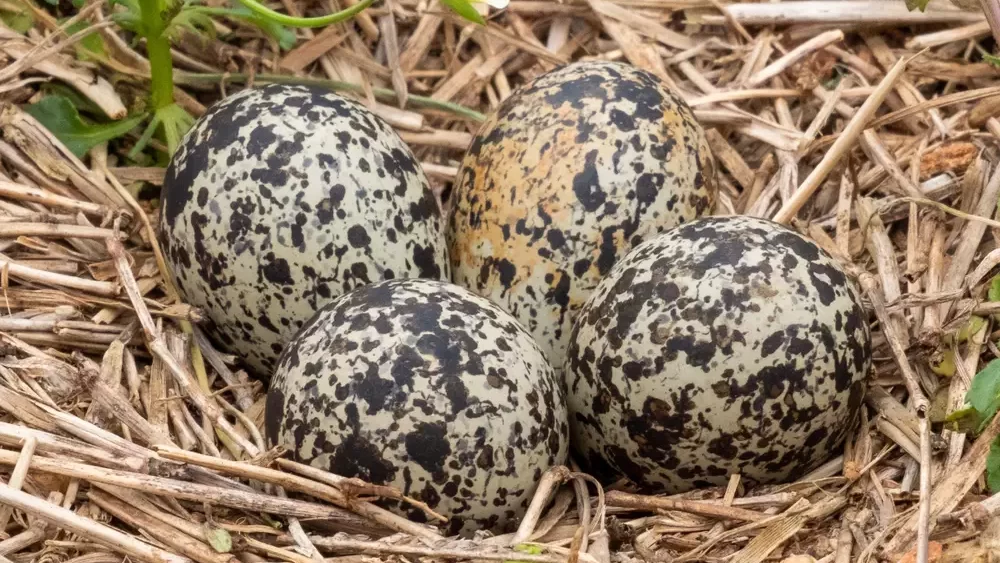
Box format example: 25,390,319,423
566,216,871,493
266,278,569,537
159,84,449,380
446,61,716,371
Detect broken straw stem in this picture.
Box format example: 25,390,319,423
773,54,913,224
0,484,192,563
746,30,844,87
153,445,444,539
105,236,259,457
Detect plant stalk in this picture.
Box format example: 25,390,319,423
235,0,374,28
138,0,175,111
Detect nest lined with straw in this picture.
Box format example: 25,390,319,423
6,0,1000,561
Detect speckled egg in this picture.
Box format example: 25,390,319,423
446,60,716,371
264,278,569,536
565,216,870,493
158,84,449,377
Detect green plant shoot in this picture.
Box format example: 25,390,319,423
903,0,930,10
990,275,1000,304
1,3,35,33
36,0,491,159
102,0,490,158
442,0,486,24
941,275,1000,490
950,357,1000,491
503,543,544,563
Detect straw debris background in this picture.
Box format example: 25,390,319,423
3,0,1000,561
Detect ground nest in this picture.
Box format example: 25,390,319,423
2,0,1000,561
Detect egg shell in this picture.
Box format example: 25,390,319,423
265,278,570,536
158,84,449,377
447,60,716,372
565,215,870,493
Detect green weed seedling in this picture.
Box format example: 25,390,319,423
27,0,489,159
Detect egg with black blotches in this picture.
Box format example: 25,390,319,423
158,83,449,378
447,60,716,372
264,278,570,537
565,215,870,493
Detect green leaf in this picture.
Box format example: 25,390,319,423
259,512,283,529
904,0,931,10
111,12,143,34
503,544,544,563
108,0,142,16
990,275,1000,303
957,316,986,343
1,5,35,33
967,359,1000,423
264,22,297,50
986,53,1000,69
944,404,986,434
109,0,144,34
988,438,1000,493
441,0,485,24
238,11,297,50
219,3,297,50
930,349,956,377
25,96,146,158
63,20,107,61
203,525,232,553
39,82,105,116
166,6,219,41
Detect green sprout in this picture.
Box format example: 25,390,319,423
943,274,1000,491
100,0,489,158
902,0,930,10
946,358,1000,491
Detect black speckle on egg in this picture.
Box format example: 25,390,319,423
158,84,450,379
447,60,717,371
265,278,570,537
565,215,871,493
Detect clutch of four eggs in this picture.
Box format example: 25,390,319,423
157,61,871,536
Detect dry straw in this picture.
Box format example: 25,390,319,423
3,0,1000,562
